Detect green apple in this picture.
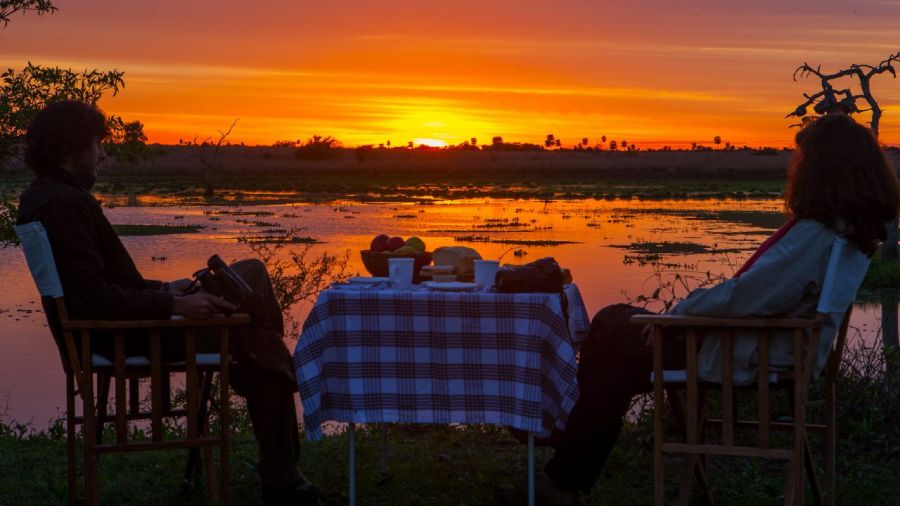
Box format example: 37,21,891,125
405,236,426,252
392,245,417,255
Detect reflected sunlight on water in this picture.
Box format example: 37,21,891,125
0,197,891,426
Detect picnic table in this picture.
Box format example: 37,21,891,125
293,282,590,505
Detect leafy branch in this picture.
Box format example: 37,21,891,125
624,252,740,313
246,228,353,337
0,62,151,164
0,197,18,247
0,0,56,28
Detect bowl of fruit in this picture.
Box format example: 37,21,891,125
361,235,433,279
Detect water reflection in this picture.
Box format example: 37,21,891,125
0,196,895,426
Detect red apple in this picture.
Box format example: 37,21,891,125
370,234,390,252
385,236,406,251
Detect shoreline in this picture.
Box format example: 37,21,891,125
1,148,802,205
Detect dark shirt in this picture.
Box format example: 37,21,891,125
16,169,173,320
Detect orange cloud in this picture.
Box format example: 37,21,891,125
1,1,898,147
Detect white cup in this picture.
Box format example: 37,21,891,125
474,260,500,288
388,257,415,289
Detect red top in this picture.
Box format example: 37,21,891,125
733,218,798,279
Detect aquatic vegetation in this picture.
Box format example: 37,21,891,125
111,224,204,235
235,219,280,227
237,235,320,245
612,241,710,255
204,209,275,217
454,236,580,246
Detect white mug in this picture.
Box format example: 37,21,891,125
474,260,500,288
388,257,415,289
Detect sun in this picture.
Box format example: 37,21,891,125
413,138,447,148
368,97,500,148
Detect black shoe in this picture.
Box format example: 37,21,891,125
262,479,321,506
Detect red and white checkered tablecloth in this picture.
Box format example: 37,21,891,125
293,284,589,441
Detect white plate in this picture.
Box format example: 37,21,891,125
346,276,389,284
423,281,479,292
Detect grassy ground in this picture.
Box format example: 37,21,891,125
2,383,899,506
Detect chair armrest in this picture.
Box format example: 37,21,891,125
61,313,251,331
630,314,823,329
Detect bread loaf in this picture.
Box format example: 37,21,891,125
432,246,482,274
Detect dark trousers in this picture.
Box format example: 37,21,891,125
220,259,302,488
159,260,302,488
544,303,686,493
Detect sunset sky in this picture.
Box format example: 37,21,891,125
2,0,899,148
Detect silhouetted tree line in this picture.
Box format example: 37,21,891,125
266,133,798,156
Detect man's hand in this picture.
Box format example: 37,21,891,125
167,278,194,295
172,292,237,319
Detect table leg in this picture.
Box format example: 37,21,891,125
528,433,535,506
380,424,388,477
349,423,356,506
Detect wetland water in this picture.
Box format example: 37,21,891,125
0,197,893,425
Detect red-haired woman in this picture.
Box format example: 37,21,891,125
532,113,900,504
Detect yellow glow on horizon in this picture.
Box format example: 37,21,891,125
371,97,503,148
413,138,448,147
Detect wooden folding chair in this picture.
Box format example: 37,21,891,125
632,236,868,506
16,222,250,505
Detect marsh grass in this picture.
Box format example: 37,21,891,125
453,236,581,246
237,235,320,245
626,209,787,230
1,159,788,206
862,254,900,290
111,224,205,235
613,241,711,255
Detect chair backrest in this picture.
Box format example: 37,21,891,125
815,236,870,379
15,222,64,299
816,236,869,315
15,222,74,371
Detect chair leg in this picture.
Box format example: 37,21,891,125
201,373,218,503
95,373,111,444
129,377,140,416
162,373,172,414
676,390,714,506
667,386,688,436
653,356,672,506
805,433,823,506
83,378,98,505
66,373,77,505
825,381,836,506
184,372,214,491
793,396,807,505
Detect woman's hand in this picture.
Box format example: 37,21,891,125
172,292,237,319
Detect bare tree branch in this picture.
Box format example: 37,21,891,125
217,118,239,142
182,118,239,198
787,50,899,137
